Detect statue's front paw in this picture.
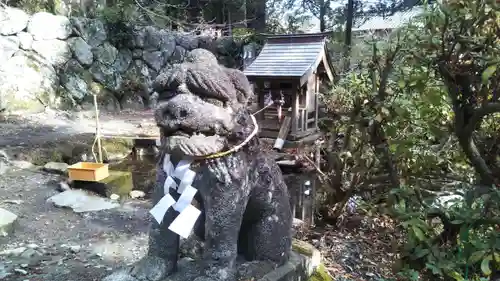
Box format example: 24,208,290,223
102,256,173,281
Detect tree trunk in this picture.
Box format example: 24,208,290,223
187,0,201,24
319,0,326,32
343,0,355,72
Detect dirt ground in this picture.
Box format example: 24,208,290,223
0,109,158,280
0,168,152,281
0,109,400,281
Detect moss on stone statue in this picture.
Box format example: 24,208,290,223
308,264,333,281
292,239,332,281
292,239,316,257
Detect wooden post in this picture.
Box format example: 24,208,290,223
291,89,298,134
315,75,320,130
93,94,103,163
311,178,316,226
258,81,265,121
311,141,322,226
298,176,304,221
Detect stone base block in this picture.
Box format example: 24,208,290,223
291,239,321,276
164,252,310,281
72,170,133,198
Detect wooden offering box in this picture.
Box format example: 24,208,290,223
68,162,109,182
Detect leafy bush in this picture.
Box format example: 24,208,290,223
319,0,500,280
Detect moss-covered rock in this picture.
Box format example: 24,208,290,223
110,153,156,194
0,52,58,113
101,138,135,158
292,239,318,257
292,239,322,276
308,264,333,281
80,82,121,111
5,135,134,166
72,170,134,197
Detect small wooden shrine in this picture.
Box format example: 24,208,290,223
243,32,335,146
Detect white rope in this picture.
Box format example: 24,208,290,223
251,101,274,116
149,156,200,238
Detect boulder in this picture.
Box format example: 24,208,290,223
17,32,33,50
132,49,142,59
0,53,58,112
27,12,72,40
71,17,107,47
0,35,19,62
67,37,93,66
176,34,199,51
43,161,69,175
129,190,145,199
80,82,121,111
60,59,92,101
125,60,153,94
0,7,29,36
121,95,145,110
168,45,186,63
92,42,118,65
142,50,163,71
89,62,123,92
31,39,72,67
159,31,176,58
0,208,17,237
141,26,163,50
113,48,132,73
0,150,9,175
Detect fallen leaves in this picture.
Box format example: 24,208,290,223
297,213,403,281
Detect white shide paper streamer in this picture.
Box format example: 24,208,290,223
149,154,200,238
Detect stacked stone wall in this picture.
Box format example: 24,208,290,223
0,6,246,112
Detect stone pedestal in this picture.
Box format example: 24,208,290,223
173,238,321,281
164,251,313,281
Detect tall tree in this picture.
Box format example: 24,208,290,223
342,0,354,71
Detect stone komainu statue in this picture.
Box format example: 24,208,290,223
103,49,293,281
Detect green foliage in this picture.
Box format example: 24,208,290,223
14,0,53,13
391,183,500,281
320,0,500,280
96,2,136,48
